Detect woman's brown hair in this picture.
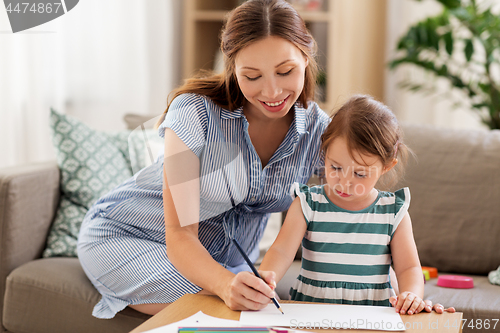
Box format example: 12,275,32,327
156,0,318,127
321,95,411,188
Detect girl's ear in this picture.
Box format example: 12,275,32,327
383,158,398,174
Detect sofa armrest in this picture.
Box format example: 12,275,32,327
0,161,60,280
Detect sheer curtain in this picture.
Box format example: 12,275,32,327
0,0,182,168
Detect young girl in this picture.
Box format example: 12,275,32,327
259,95,426,315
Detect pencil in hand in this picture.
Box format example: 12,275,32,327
232,238,284,314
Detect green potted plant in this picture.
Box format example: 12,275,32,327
389,0,500,129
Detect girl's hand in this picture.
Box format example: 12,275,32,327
423,300,456,314
390,292,426,315
221,271,276,311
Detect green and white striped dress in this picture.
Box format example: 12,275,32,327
289,182,410,306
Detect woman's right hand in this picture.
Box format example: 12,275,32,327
221,271,277,311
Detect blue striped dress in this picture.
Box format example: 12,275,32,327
77,93,330,319
289,183,410,306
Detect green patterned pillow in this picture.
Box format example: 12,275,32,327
43,110,133,257
43,197,88,257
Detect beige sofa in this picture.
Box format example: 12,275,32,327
0,124,499,333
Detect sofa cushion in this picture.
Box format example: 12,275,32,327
394,124,500,275
3,257,150,333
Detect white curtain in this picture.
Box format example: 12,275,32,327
384,0,485,130
0,0,182,168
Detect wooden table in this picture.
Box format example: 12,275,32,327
131,294,462,333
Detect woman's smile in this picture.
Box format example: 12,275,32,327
260,96,289,112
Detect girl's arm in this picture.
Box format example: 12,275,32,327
163,129,274,311
390,212,425,315
259,197,307,284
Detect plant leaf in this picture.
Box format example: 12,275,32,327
418,23,429,46
436,0,461,9
465,39,474,62
478,83,490,94
427,20,440,50
443,31,454,55
472,103,490,109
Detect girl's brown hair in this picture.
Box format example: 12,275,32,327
156,0,318,127
321,95,411,188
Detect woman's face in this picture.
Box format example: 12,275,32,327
235,36,308,121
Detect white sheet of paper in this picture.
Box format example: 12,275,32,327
144,311,244,333
239,303,405,331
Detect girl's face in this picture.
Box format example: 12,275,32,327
323,136,395,210
235,36,308,121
